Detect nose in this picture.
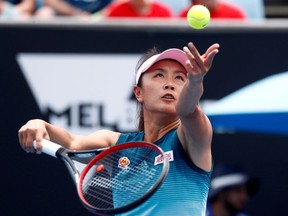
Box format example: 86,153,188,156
163,75,175,90
164,84,174,90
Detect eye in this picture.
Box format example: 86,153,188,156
155,73,164,78
175,75,185,81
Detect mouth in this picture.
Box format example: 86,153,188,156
162,93,175,100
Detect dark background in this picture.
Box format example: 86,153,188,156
1,20,288,215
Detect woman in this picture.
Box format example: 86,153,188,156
18,42,219,215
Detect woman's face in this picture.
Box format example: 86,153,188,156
134,59,187,115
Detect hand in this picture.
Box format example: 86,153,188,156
18,119,50,154
183,42,220,83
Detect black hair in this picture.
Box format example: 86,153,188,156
135,46,161,131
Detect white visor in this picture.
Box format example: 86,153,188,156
135,48,188,85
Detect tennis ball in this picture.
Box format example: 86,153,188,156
187,5,210,30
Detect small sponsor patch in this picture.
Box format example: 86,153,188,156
118,156,130,169
154,150,174,165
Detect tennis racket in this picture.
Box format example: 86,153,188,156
33,139,169,215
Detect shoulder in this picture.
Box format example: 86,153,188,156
87,129,120,147
116,131,144,144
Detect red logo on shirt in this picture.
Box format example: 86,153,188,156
154,150,174,165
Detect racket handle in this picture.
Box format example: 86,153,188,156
33,139,62,158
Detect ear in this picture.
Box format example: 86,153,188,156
133,85,143,103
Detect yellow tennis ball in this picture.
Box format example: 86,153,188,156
187,5,210,30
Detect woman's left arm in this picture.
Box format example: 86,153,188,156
176,42,220,171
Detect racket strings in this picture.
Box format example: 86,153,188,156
84,168,114,209
81,147,164,209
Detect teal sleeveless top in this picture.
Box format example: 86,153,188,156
115,129,212,216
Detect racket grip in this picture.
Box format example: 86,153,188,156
33,139,62,158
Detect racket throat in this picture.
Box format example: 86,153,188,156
60,151,81,184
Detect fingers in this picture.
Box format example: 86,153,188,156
183,42,220,76
183,43,205,77
205,43,220,60
183,43,201,71
185,42,220,60
18,120,48,154
204,43,220,58
187,42,202,63
18,128,28,152
204,44,220,69
34,133,44,154
206,49,219,68
18,127,36,153
18,126,32,153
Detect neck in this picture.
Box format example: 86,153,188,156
143,119,180,143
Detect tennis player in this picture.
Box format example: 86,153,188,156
19,41,220,215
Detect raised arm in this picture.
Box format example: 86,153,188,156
176,42,219,171
18,119,119,154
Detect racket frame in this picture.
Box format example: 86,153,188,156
35,140,169,215
34,139,107,184
77,141,169,215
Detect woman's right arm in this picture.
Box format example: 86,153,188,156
18,119,120,154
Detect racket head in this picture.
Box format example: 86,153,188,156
77,141,169,215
